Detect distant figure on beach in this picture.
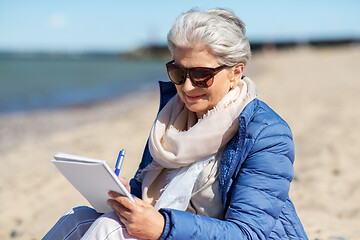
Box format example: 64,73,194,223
44,8,308,239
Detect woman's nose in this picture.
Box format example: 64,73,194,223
182,74,196,91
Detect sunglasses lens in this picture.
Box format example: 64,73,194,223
190,69,214,87
167,65,185,85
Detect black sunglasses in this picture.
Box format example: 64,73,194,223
166,60,230,88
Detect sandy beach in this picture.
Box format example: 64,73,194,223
1,45,359,239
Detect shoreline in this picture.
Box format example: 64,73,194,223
0,87,159,154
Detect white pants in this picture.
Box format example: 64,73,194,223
43,206,142,240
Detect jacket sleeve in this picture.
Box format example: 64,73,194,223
158,121,295,239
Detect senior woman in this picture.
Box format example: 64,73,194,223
44,8,308,240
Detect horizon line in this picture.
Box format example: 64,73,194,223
0,37,359,56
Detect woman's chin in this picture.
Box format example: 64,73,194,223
185,102,209,116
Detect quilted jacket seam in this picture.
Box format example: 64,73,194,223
230,200,278,220
239,183,288,203
279,207,304,240
241,168,292,182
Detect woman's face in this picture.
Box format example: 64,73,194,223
173,46,243,118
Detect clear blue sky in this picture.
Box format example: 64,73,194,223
0,0,359,52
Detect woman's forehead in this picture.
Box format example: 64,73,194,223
173,46,219,68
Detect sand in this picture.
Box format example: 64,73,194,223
0,45,359,239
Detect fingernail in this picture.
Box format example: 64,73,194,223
107,199,111,205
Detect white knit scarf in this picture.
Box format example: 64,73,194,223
142,77,257,210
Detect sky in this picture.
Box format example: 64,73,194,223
0,0,359,53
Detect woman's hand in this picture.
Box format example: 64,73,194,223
107,191,165,240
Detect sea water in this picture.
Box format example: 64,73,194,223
0,55,168,114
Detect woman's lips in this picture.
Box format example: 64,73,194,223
186,94,205,101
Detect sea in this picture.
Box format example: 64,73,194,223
0,55,169,114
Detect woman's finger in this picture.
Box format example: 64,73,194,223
108,191,137,210
107,199,127,213
107,199,133,219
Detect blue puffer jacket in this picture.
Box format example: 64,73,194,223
130,81,308,239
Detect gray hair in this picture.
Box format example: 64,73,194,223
167,8,251,66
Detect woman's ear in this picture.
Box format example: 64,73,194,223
230,63,244,88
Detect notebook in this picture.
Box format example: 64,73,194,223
51,152,134,213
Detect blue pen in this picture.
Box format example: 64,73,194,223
114,149,125,176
